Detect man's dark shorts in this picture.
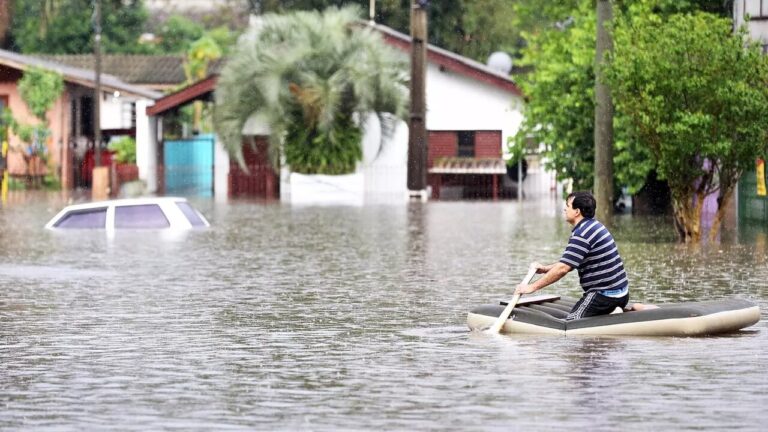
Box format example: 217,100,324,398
566,292,629,321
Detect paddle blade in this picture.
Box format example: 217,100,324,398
488,293,521,333
487,266,538,333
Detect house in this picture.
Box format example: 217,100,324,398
0,49,161,189
142,22,549,201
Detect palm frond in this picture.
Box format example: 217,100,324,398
213,5,409,173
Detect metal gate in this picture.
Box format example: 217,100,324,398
163,134,214,197
738,168,768,223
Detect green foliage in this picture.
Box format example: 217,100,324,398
511,0,600,191
108,136,137,164
283,109,363,174
11,0,150,54
214,6,409,175
607,11,768,240
510,0,733,195
184,36,222,81
18,66,64,120
4,67,63,164
157,14,205,53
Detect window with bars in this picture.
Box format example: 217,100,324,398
743,0,768,19
457,131,475,157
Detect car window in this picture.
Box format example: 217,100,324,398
114,204,170,229
175,202,207,227
54,208,107,228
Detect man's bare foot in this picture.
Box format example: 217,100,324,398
627,303,660,312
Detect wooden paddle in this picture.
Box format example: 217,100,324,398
487,265,538,333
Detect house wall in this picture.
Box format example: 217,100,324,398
0,76,70,179
427,131,457,167
475,131,502,158
425,62,524,159
734,1,768,48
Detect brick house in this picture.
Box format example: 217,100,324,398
0,49,161,189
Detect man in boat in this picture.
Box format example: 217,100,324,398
514,191,652,319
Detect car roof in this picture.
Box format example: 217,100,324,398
55,197,190,212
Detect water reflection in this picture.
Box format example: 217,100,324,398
0,193,765,430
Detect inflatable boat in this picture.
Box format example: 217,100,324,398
467,295,761,336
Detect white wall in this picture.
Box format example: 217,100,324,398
735,0,768,46
214,136,230,202
100,93,136,130
135,100,157,192
426,63,525,160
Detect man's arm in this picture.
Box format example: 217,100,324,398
515,262,572,295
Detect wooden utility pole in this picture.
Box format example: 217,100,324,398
93,0,101,166
594,0,614,223
407,0,428,197
93,0,102,167
91,0,109,200
0,0,12,49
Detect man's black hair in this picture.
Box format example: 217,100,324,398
567,191,596,219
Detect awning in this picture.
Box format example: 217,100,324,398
429,157,507,174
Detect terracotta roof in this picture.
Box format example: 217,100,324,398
146,75,217,116
32,54,225,87
366,22,523,96
0,49,162,99
429,157,507,174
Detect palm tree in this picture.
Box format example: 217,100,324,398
213,6,409,175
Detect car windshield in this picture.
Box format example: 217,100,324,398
54,208,107,228
114,204,170,229
175,202,207,227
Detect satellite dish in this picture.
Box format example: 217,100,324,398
487,51,513,75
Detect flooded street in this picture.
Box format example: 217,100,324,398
1,193,766,431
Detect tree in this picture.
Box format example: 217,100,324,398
593,0,614,223
510,0,733,198
511,1,603,192
607,12,768,242
156,14,204,53
183,35,222,132
214,6,408,174
11,0,149,54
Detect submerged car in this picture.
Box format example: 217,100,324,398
45,197,210,230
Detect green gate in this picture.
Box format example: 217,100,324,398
738,169,768,222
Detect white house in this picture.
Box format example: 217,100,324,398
141,23,546,203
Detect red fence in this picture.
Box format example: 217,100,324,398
228,137,278,198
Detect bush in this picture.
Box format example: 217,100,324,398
108,136,137,164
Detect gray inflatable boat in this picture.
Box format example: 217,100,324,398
467,295,761,336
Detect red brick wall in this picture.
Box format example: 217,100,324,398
428,131,457,167
475,131,502,158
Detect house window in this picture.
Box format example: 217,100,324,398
457,131,475,157
80,96,93,137
743,0,768,19
122,102,136,129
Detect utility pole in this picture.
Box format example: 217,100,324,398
93,0,102,167
369,0,375,22
407,0,428,198
594,0,614,223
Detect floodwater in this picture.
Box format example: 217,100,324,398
1,192,766,431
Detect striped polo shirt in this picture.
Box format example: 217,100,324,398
559,218,629,297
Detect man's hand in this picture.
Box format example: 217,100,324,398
515,283,537,295
531,262,549,274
